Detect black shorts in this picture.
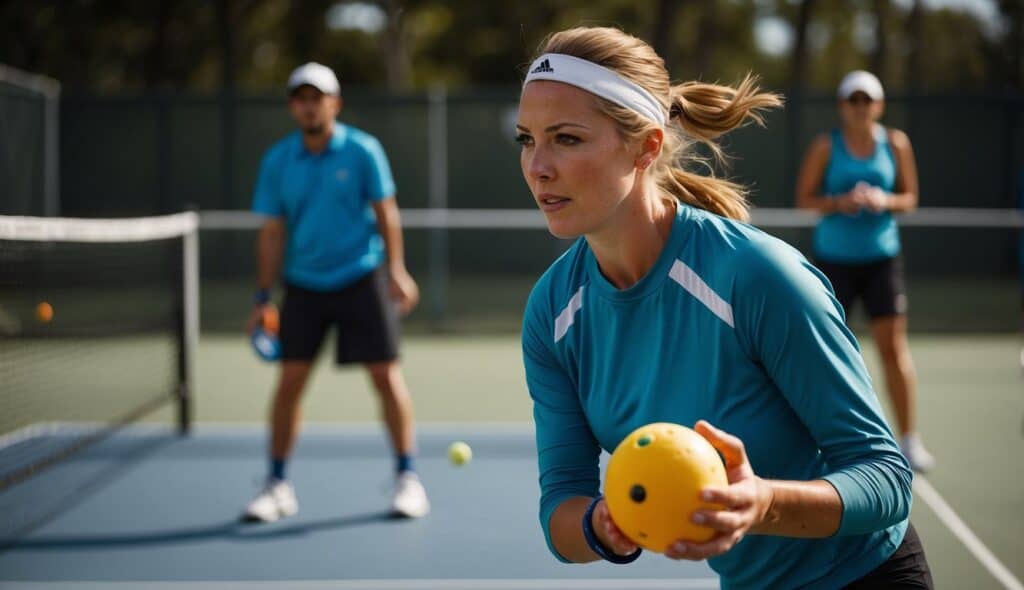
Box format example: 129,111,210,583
843,523,934,589
816,256,907,320
279,266,399,365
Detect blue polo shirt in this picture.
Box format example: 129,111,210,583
252,123,396,291
523,203,912,589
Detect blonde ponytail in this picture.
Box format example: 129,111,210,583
670,76,779,145
660,74,783,221
659,168,752,222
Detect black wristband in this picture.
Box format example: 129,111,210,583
582,496,642,564
254,289,270,305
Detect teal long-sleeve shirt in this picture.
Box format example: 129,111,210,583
521,203,912,590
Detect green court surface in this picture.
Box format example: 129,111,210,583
187,331,1024,588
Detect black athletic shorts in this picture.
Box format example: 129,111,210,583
816,255,907,320
843,523,934,589
279,266,399,365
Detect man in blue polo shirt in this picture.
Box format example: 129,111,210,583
242,62,428,522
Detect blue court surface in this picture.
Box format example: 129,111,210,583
0,425,716,589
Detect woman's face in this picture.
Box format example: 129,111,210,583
838,91,884,128
517,81,640,239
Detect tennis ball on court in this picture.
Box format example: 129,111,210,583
604,422,727,553
448,441,472,466
35,302,53,323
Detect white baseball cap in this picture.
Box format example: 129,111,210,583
837,70,884,101
287,62,340,95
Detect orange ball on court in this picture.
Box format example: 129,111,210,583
35,302,54,323
604,422,728,552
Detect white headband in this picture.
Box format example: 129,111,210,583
524,53,667,127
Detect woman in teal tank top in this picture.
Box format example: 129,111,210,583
795,70,934,472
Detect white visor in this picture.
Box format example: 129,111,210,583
523,53,666,126
837,70,884,101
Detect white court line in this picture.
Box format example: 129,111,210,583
0,422,99,450
0,579,719,589
914,476,1023,590
0,422,62,449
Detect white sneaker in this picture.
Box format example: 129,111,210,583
242,479,298,523
391,472,430,518
901,435,936,473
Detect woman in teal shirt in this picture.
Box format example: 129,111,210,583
519,27,932,588
795,70,934,472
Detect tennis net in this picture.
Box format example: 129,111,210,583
0,213,198,492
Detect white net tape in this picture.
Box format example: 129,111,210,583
0,212,199,242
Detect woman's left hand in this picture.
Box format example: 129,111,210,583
663,420,774,561
861,186,890,212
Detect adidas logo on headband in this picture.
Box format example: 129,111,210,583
531,59,554,74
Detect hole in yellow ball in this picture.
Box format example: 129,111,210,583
637,435,652,447
629,484,646,503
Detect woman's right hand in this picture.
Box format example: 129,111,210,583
591,498,640,557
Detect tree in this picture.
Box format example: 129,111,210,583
906,0,924,94
789,0,815,93
870,0,889,84
998,0,1023,90
382,0,412,90
785,0,816,195
0,0,1016,94
694,0,717,78
651,0,682,72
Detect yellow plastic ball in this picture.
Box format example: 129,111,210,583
448,441,472,466
604,422,728,552
35,302,53,323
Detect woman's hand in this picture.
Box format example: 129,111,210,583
859,185,890,213
664,420,774,561
833,191,863,215
849,181,889,213
591,498,640,557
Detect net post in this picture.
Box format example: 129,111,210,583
0,64,61,216
178,208,200,435
427,84,449,328
43,81,60,216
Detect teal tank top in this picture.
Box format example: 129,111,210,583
813,126,900,263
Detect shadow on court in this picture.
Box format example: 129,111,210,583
0,427,716,585
5,510,399,551
0,432,176,550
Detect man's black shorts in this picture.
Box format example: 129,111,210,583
816,255,907,320
279,266,399,365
